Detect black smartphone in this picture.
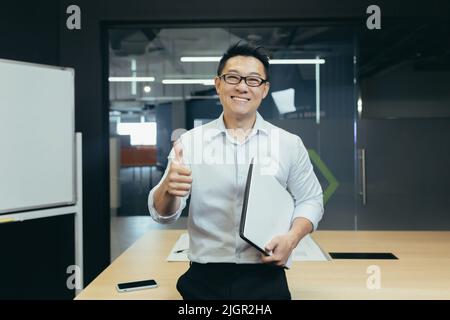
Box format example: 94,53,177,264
116,279,158,292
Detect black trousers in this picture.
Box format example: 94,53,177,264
176,262,291,300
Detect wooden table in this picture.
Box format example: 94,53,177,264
75,230,450,300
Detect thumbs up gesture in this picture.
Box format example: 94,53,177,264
173,139,185,165
163,140,192,197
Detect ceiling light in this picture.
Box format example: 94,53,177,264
180,57,221,62
270,59,325,64
143,85,151,93
108,77,155,82
180,57,325,64
162,79,214,85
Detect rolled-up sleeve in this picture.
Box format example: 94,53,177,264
147,150,189,224
287,137,324,232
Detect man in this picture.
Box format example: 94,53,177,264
148,42,323,300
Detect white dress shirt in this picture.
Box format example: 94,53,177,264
148,112,324,264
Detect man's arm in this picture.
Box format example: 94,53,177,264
286,217,313,248
287,137,324,231
148,141,192,221
261,136,323,266
153,182,180,217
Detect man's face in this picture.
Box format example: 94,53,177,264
214,55,270,120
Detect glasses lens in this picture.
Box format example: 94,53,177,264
224,74,241,84
246,77,263,87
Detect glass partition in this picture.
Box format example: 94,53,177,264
108,25,358,230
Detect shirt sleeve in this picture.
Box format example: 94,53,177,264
286,136,324,232
147,147,190,224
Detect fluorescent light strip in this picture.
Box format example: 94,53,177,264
270,59,325,65
180,57,325,64
109,77,155,82
180,57,221,62
315,60,321,124
162,79,214,85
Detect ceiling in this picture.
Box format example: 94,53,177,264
108,22,450,113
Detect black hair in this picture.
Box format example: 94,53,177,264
217,42,270,81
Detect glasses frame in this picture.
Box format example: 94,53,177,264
219,73,268,87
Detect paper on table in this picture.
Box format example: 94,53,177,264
292,234,331,261
166,233,190,261
167,233,330,262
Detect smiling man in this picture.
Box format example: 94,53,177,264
215,54,270,135
148,42,324,300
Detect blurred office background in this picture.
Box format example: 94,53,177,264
0,0,449,298
107,22,450,253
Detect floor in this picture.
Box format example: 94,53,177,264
110,215,187,262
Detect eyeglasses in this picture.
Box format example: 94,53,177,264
219,74,268,87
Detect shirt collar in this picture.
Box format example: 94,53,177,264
208,112,268,141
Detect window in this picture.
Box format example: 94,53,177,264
117,122,157,146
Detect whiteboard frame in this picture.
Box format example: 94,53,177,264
0,133,84,294
0,58,76,214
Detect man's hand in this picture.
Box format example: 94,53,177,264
163,140,192,197
260,233,297,267
260,217,313,267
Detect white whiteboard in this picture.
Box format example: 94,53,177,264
0,59,75,214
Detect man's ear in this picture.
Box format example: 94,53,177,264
262,82,270,99
214,76,221,95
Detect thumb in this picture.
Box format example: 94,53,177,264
173,140,184,165
265,238,278,253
